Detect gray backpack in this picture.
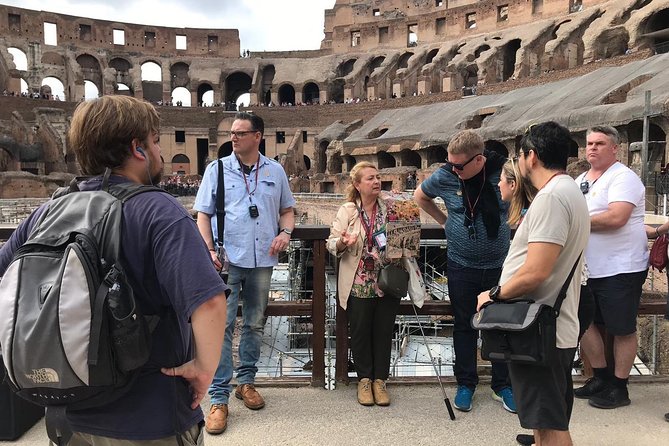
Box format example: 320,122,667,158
0,179,164,444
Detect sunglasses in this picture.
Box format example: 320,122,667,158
448,153,480,170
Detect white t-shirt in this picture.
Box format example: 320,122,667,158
500,175,590,349
575,162,649,278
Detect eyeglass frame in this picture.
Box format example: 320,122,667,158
230,130,259,138
447,153,481,170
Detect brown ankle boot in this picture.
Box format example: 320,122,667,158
205,403,228,435
373,379,390,406
357,378,374,406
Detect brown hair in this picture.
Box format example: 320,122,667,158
69,96,160,175
502,158,537,226
344,161,377,202
447,130,484,156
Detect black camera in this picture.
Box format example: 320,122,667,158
249,204,259,218
580,180,590,195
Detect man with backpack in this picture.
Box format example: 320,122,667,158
0,95,228,445
194,112,295,435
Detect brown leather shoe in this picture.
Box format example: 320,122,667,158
372,379,390,406
357,378,374,406
205,404,228,435
234,384,265,410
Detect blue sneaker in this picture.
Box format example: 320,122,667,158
454,385,474,412
493,387,517,413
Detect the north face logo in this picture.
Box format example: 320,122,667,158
25,368,60,384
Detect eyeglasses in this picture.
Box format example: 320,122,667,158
230,130,257,138
448,153,480,170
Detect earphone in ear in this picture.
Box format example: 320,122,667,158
136,147,146,158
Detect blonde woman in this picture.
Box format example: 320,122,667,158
499,157,537,228
327,161,400,407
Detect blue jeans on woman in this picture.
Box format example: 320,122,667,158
208,265,273,405
447,259,510,392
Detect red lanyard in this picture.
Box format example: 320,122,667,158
358,202,377,252
237,156,260,202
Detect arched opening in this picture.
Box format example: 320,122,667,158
261,65,275,105
171,154,191,175
378,151,396,169
20,78,29,95
425,49,439,64
84,80,99,100
170,62,190,89
236,93,250,109
115,83,132,96
41,76,65,99
370,56,386,71
141,61,162,103
474,45,491,59
484,140,508,158
398,52,414,70
593,28,629,59
218,141,233,159
643,8,669,54
225,71,252,106
329,79,345,103
7,47,28,70
501,39,521,81
76,54,102,95
278,84,296,105
337,58,357,77
400,149,421,168
342,155,356,172
0,148,15,172
317,140,329,173
426,145,448,166
110,57,132,90
197,83,214,106
303,82,320,104
303,155,312,170
171,87,191,106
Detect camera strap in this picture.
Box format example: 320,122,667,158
215,159,225,246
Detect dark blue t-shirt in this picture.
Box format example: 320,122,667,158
420,159,510,269
0,176,228,440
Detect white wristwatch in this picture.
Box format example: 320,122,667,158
281,228,292,236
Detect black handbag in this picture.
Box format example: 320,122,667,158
378,263,409,298
471,256,581,366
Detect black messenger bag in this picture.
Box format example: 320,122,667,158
471,255,581,366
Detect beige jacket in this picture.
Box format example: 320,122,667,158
326,199,387,310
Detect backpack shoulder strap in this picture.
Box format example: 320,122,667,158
107,183,168,203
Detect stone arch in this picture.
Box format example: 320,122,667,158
425,48,439,64
474,45,491,59
0,146,17,172
141,61,162,102
76,53,102,89
261,65,275,105
642,8,669,53
337,58,357,77
7,47,28,70
303,155,312,170
484,140,508,158
84,80,99,100
329,78,345,103
400,149,421,168
197,83,214,106
500,39,521,81
425,145,448,166
225,71,252,104
41,51,64,66
171,154,191,175
592,28,629,59
41,76,65,99
278,83,296,105
303,82,320,104
398,52,414,70
110,57,133,91
378,151,396,169
370,56,386,71
342,154,356,172
171,87,191,106
170,62,190,89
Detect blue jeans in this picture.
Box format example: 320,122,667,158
447,259,510,392
208,265,273,405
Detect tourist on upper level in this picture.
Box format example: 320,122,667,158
193,112,296,436
414,130,515,413
327,161,401,407
574,126,649,409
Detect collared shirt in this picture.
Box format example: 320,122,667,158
194,153,296,268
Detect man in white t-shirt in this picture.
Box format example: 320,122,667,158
478,121,589,446
573,126,649,409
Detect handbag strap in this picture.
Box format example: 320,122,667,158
552,253,582,316
215,159,225,247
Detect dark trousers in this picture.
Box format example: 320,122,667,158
447,259,510,391
347,295,402,380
